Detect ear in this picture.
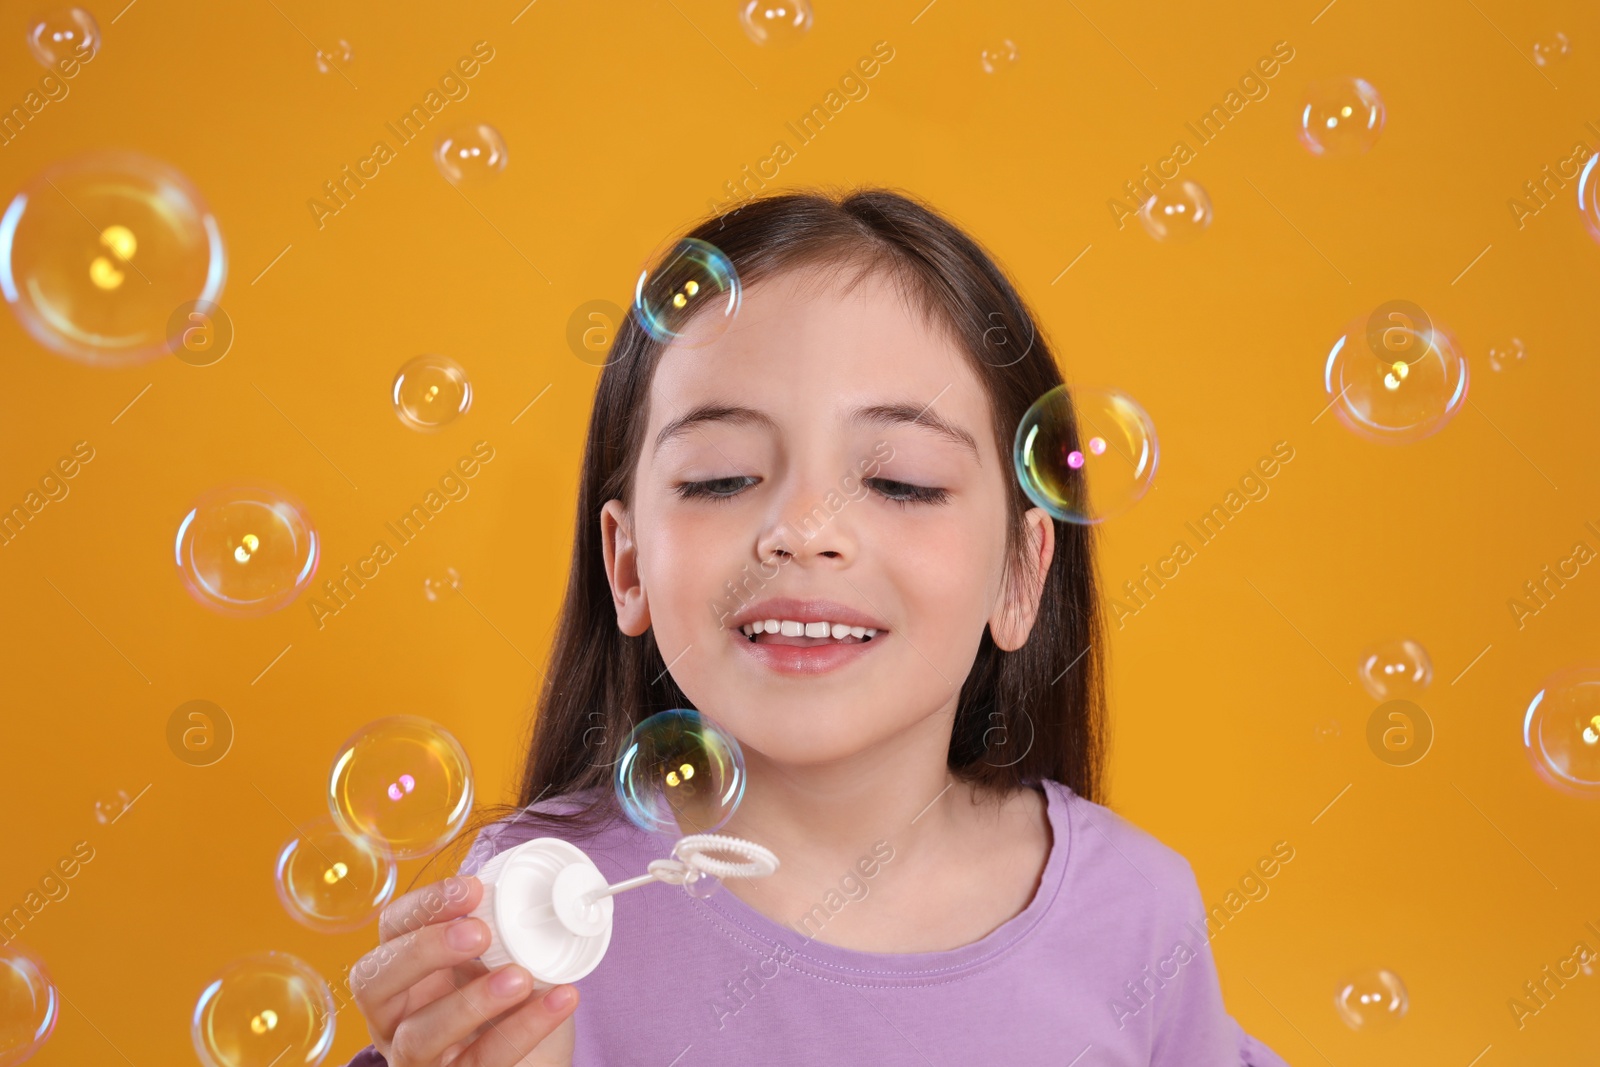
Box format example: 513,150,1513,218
988,508,1055,652
600,499,651,637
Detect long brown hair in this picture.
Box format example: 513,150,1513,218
428,186,1107,875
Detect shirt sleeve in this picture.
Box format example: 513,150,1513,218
1147,862,1294,1066
340,1047,387,1067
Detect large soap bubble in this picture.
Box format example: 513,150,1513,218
1,152,225,367
615,709,746,836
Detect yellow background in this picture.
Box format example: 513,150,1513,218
2,0,1598,1063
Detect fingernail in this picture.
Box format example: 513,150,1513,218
447,919,486,952
544,985,575,1012
490,967,530,998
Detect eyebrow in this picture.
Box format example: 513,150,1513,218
653,400,981,463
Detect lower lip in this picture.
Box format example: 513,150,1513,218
730,628,886,676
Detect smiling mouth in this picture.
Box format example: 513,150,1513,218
736,622,882,647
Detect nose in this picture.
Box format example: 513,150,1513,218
755,469,856,567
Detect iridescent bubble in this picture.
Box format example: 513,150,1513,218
1138,180,1212,243
738,0,813,47
274,816,397,934
314,38,352,74
1323,307,1467,443
191,952,335,1067
632,238,742,348
1357,638,1433,701
175,485,319,617
616,709,746,836
1299,77,1385,157
26,8,99,67
683,869,722,900
328,716,474,861
1,152,227,367
432,124,507,184
1313,719,1341,742
1014,384,1158,525
980,38,1020,74
1488,338,1527,372
422,567,462,602
0,944,58,1067
392,354,472,431
1334,968,1408,1029
1523,665,1600,796
1531,31,1570,67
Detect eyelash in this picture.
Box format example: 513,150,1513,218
674,476,951,508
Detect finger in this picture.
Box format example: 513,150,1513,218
379,876,482,942
389,965,549,1067
351,915,493,1037
456,984,580,1067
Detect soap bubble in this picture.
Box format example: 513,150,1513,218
1138,180,1212,243
1014,384,1158,525
392,354,472,431
0,944,58,1066
616,709,746,836
1313,719,1341,742
1334,968,1408,1029
92,787,132,824
433,124,507,184
738,0,813,47
1357,638,1433,701
191,952,335,1067
980,38,1020,74
422,567,462,601
1488,338,1527,372
174,485,319,617
1523,665,1600,796
1323,304,1467,443
632,238,742,348
328,716,474,860
683,869,722,900
314,39,352,74
1,152,227,367
1298,77,1385,156
26,8,99,67
274,816,397,933
1531,31,1570,67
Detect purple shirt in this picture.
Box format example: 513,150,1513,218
344,778,1290,1065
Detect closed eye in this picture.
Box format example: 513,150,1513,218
674,476,951,506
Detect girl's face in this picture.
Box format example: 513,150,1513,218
601,264,1054,768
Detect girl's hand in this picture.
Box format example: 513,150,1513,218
351,875,579,1066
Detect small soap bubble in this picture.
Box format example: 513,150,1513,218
190,952,335,1067
1299,77,1385,157
1324,305,1467,443
432,124,507,184
1523,665,1600,796
738,0,813,47
274,816,397,933
175,485,319,617
0,943,58,1066
393,355,472,431
1,152,227,367
1488,338,1527,372
422,567,462,602
616,709,747,836
1014,384,1158,525
980,38,1020,74
1334,968,1408,1029
633,238,742,348
328,716,474,861
26,7,98,67
1314,719,1341,742
314,38,352,74
1582,155,1600,245
683,870,722,900
1357,638,1432,701
92,788,132,824
1531,31,1570,67
1138,180,1212,243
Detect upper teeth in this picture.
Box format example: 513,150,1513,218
739,619,879,640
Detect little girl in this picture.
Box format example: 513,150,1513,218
341,189,1291,1066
